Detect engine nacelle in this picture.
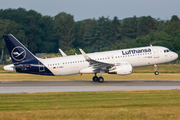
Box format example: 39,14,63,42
108,64,133,75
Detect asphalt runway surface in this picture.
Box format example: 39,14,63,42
0,80,180,93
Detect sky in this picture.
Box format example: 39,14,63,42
0,0,180,21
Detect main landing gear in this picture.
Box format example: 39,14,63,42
154,65,159,75
92,75,104,83
92,71,105,83
92,74,99,82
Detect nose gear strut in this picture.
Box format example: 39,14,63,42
154,65,159,75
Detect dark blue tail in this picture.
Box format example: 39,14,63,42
3,34,53,75
3,34,37,64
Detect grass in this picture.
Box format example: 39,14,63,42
0,90,180,120
1,73,180,81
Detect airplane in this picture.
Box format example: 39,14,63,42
3,34,178,83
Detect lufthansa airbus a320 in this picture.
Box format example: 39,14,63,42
3,34,178,82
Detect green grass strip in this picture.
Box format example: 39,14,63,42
0,90,180,120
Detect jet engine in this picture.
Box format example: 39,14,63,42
108,64,133,75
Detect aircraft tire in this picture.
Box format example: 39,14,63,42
155,71,159,75
93,76,98,82
98,77,104,83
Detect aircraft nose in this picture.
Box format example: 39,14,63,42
172,52,178,60
175,52,178,59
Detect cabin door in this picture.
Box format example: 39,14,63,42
153,48,159,58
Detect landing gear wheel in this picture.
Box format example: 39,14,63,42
92,76,98,82
155,71,159,75
98,77,104,83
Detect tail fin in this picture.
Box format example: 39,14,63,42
3,34,37,63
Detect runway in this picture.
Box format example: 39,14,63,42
0,80,180,93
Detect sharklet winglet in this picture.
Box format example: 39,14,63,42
59,49,67,57
79,49,91,61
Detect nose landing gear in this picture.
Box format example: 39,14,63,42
154,65,159,75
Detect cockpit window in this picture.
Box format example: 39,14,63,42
164,49,170,53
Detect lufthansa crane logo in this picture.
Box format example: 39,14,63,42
11,46,26,61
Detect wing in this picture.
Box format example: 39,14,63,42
79,49,115,71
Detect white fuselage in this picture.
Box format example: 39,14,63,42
37,46,178,76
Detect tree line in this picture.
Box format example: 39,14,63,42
0,8,180,60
